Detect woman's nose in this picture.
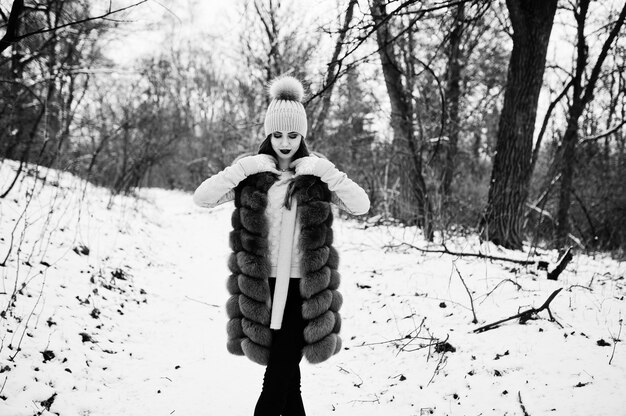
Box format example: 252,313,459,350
281,137,289,147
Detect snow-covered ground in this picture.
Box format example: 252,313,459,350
0,160,625,416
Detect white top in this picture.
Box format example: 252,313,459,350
266,170,302,278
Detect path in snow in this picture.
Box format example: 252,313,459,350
100,188,626,416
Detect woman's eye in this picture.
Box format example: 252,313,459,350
273,133,282,138
288,134,298,139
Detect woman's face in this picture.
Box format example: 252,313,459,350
270,130,302,161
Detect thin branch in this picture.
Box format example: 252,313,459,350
580,119,626,143
531,78,574,174
307,0,477,105
0,376,7,398
5,0,147,51
9,273,46,361
479,278,524,304
384,241,536,265
609,318,622,365
427,347,448,386
518,391,530,416
184,296,219,308
452,262,477,323
581,2,626,106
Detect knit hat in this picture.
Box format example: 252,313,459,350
264,76,308,139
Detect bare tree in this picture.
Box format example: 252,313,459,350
370,0,433,235
554,0,626,249
0,0,147,196
308,0,358,143
441,2,465,197
480,0,558,249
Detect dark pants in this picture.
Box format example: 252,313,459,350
254,278,306,416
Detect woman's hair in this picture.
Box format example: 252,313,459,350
257,134,311,209
257,134,310,160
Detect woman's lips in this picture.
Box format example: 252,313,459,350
279,149,291,154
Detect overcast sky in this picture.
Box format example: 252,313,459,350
105,0,341,67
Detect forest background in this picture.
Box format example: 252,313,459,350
1,0,625,254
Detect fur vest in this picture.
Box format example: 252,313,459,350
224,172,343,365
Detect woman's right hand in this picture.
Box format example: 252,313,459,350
236,154,281,176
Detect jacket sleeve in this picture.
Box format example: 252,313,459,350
320,167,370,215
192,163,247,208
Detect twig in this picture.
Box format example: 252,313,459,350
474,288,563,333
9,273,46,361
357,333,434,348
396,317,427,355
384,242,536,265
452,263,477,323
184,296,219,308
0,376,7,397
580,119,626,143
609,318,622,365
15,1,148,41
518,391,530,416
402,335,448,354
427,349,448,386
566,284,592,292
348,394,379,404
337,366,363,388
479,279,524,304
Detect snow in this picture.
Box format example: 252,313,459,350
1,160,625,416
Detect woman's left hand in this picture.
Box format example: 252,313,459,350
290,156,335,177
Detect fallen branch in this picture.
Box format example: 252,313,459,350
547,247,573,280
384,242,536,265
473,288,563,333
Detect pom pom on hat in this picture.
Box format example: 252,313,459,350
264,76,308,138
268,76,305,102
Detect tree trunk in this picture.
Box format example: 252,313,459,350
370,0,432,234
480,0,558,249
554,0,626,249
442,3,464,197
555,117,580,248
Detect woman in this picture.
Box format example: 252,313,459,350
193,76,370,416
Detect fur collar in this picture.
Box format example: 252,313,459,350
224,172,343,365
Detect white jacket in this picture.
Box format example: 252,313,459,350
193,155,370,215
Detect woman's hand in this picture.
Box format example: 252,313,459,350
237,154,281,176
290,156,335,177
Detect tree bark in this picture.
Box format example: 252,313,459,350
480,0,558,249
442,3,465,197
0,0,24,54
370,0,432,234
